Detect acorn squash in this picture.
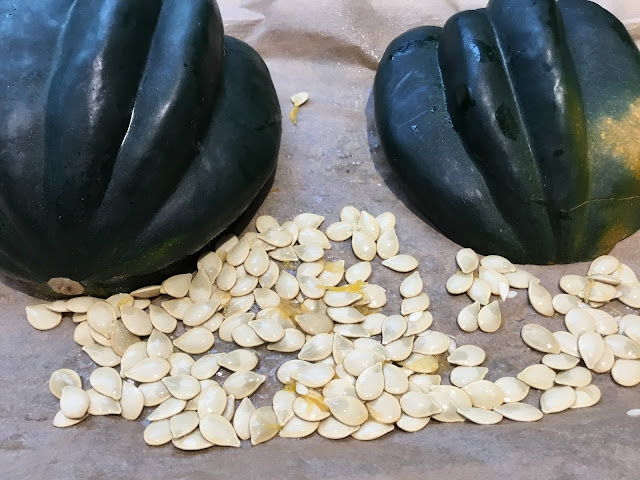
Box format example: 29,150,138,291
0,0,281,297
374,0,640,264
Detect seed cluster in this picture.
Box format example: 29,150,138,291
24,207,640,449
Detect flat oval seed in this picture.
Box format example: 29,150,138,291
355,363,384,401
275,271,299,300
382,315,407,345
565,308,596,337
144,420,172,446
572,384,601,409
326,221,354,242
295,313,333,335
197,251,223,283
457,302,480,332
247,319,284,343
325,396,368,426
183,300,219,327
273,389,296,426
86,301,116,338
376,228,399,260
189,269,212,303
197,384,227,418
478,301,502,333
346,262,372,285
400,271,423,299
190,353,224,380
327,306,364,324
618,284,640,308
161,375,201,400
367,391,401,424
298,228,331,248
172,429,213,451
339,206,360,225
528,281,554,317
351,421,394,441
169,352,196,376
427,390,464,423
611,359,640,386
480,255,516,273
138,381,170,407
586,309,618,336
318,260,345,287
324,290,362,307
580,280,617,303
447,345,485,367
554,331,580,357
148,305,177,334
173,327,215,354
588,255,619,275
479,267,510,301
318,416,359,439
60,386,90,419
200,414,241,447
413,331,451,355
494,377,529,403
294,212,325,230
267,328,306,352
343,349,386,377
292,394,330,421
560,275,589,296
324,379,358,399
226,237,251,265
233,398,255,440
73,322,94,346
405,311,433,336
446,272,474,295
90,367,122,400
279,416,319,439
26,304,62,331
82,344,121,367
223,372,266,399
542,353,581,370
540,385,576,414
216,264,237,292
396,414,430,432
294,244,325,263
521,324,560,354
555,366,592,387
256,215,279,233
298,333,334,362
126,357,170,383
162,273,192,298
578,332,605,369
249,406,280,446
552,294,581,314
120,306,152,337
400,391,441,418
450,366,488,388
401,292,430,315
120,381,144,420
351,231,376,261
169,410,200,439
333,324,371,339
592,344,615,374
457,407,503,425
468,278,491,305
381,254,418,273
110,320,140,356
259,261,280,289
49,369,82,399
292,364,335,388
505,269,535,289
494,402,543,422
144,329,171,359
86,388,122,415
517,364,556,390
456,248,479,274
218,349,259,373
67,296,99,313
231,323,265,347
357,211,380,240
606,334,640,359
463,380,504,409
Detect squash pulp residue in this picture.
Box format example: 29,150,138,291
599,99,640,179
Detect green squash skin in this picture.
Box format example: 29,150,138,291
374,0,640,264
0,1,281,297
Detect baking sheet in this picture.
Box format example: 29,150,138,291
2,1,640,479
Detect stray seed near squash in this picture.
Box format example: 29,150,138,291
559,275,589,296
162,273,192,298
173,327,215,355
467,278,491,305
457,302,480,333
494,403,543,422
351,231,377,261
45,300,69,313
494,377,529,403
521,324,560,354
82,344,121,367
478,301,501,333
588,255,619,276
456,248,479,274
256,215,279,233
480,255,516,274
381,254,418,273
289,92,309,125
528,281,554,317
49,369,82,399
67,296,99,313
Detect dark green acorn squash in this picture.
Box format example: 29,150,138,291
374,0,640,264
0,0,281,297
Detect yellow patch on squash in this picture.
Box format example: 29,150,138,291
598,99,640,179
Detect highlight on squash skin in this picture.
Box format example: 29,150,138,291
598,98,640,180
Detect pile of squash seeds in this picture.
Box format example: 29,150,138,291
24,206,640,449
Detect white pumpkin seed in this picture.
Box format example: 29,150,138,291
216,264,237,292
555,366,592,387
279,416,319,439
559,274,589,296
229,274,258,297
376,228,399,260
60,386,90,419
119,381,144,420
89,367,122,400
290,364,334,388
494,402,543,422
447,345,485,367
399,271,423,298
169,410,200,439
350,230,375,261
318,416,360,439
353,362,383,401
494,377,529,403
381,254,418,273
611,359,640,386
366,391,401,424
73,322,94,346
456,248,479,274
326,306,364,324
552,293,581,315
588,255,619,275
146,305,176,334
528,281,554,317
576,331,604,370
477,301,501,333
294,212,325,230
90,326,112,347
351,420,394,440
223,371,266,398
400,391,441,418
356,211,379,241
323,379,357,399
233,397,255,440
161,273,192,298
196,383,227,420
479,267,510,301
269,246,299,262
467,277,491,305
362,284,387,308
446,271,474,295
298,227,331,249
504,269,536,289
268,328,306,352
457,302,480,332
400,351,438,372
542,353,580,370
138,381,170,407
426,390,465,423
554,331,580,357
273,271,298,300
606,334,640,359
326,221,355,242
540,385,576,414
144,419,172,446
199,414,241,447
173,327,214,354
480,255,516,273
571,384,601,409
344,262,371,285
25,304,63,331
298,333,333,362
324,396,368,426
49,369,82,399
324,290,362,308
409,374,441,391
215,234,239,260
457,407,503,425
618,284,640,308
67,296,99,313
401,292,430,315
86,301,116,339
125,356,171,383
592,343,615,374
86,388,122,415
249,406,281,446
172,429,213,450
405,311,433,336
318,260,345,287
82,344,121,367
256,215,279,233
580,280,617,303
396,414,430,432
343,349,386,376
188,269,211,303
517,364,556,390
197,251,223,283
110,320,140,356
167,353,195,377
259,261,280,289
564,308,595,337
44,300,69,313
292,393,330,421
521,324,560,354
231,323,265,347
380,315,406,345
413,331,450,355
450,366,488,388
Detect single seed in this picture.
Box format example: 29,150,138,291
256,215,279,233
144,419,172,446
259,261,280,289
580,280,617,303
559,275,589,296
517,364,556,390
494,377,529,403
49,369,82,399
540,386,576,414
605,334,640,359
173,327,215,354
229,275,259,297
376,228,399,260
82,344,121,367
555,367,592,387
74,322,94,346
587,255,619,276
554,331,580,357
26,304,63,330
552,294,581,314
189,269,212,303
447,345,485,367
200,414,241,447
355,362,384,401
413,331,451,355
382,315,407,345
367,391,402,424
457,407,503,425
223,371,266,399
585,309,617,336
275,271,299,300
618,284,640,308
172,429,213,451
110,320,139,356
249,406,281,446
327,306,365,324
169,352,196,376
317,417,359,439
611,359,640,386
401,292,430,315
267,328,306,352
504,270,536,289
162,375,201,400
478,301,502,333
351,421,394,441
197,383,227,418
293,244,325,262
326,221,354,241
467,278,491,305
125,357,170,383
60,386,90,419
409,374,441,391
457,302,480,332
119,306,152,337
269,246,298,262
463,380,504,409
169,410,200,440
352,231,377,261
521,324,560,354
578,332,605,369
149,305,177,333
138,381,170,407
396,414,430,432
231,323,265,347
494,402,543,422
571,384,601,409
197,251,223,283
86,388,122,415
446,271,474,295
298,228,331,249
480,255,516,274
528,281,554,317
399,391,441,418
542,353,580,371
400,352,438,372
381,254,418,273
234,398,255,440
450,366,488,388
456,248,479,274
226,237,251,265
427,390,465,423
120,381,144,420
405,311,433,336
318,260,345,287
67,296,99,313
343,349,386,377
357,211,380,241
162,273,192,298
294,212,325,230
291,364,335,388
279,416,319,439
346,262,372,285
592,343,615,374
324,290,362,307
273,389,297,426
324,396,368,426
479,267,510,301
90,367,122,400
292,394,330,421
86,301,116,339
298,333,334,362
